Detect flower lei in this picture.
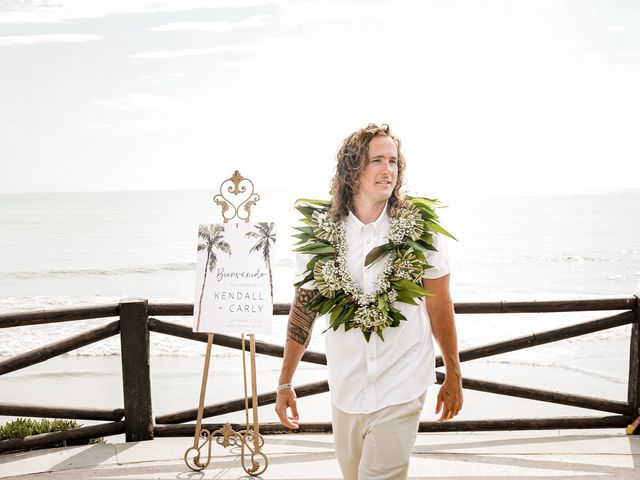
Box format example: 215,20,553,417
293,196,456,342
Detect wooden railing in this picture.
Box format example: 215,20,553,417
1,295,638,453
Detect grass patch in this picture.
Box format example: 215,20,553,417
0,418,105,450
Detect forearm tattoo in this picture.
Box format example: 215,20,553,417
287,288,319,347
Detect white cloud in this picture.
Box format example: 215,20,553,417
129,37,284,58
138,73,195,85
277,1,411,24
91,94,191,114
0,34,100,46
0,0,285,24
148,14,271,33
604,25,632,32
3,0,639,195
138,73,190,80
217,57,273,69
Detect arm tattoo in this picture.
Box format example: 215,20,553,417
287,288,319,347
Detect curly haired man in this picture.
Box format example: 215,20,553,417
276,124,463,479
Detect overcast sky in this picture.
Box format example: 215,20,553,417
1,0,638,196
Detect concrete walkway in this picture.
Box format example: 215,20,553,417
1,430,639,479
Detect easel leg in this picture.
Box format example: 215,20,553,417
241,333,250,430
184,333,214,471
249,334,260,450
238,333,267,476
195,332,214,445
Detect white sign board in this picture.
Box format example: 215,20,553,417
193,222,275,334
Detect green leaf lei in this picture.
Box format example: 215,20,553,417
293,196,457,342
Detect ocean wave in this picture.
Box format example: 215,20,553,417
1,262,196,279
481,358,626,384
0,295,124,314
474,253,629,264
275,258,294,268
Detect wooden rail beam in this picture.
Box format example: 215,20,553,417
417,415,631,432
154,415,631,436
444,310,635,366
155,422,331,436
0,305,119,328
156,380,329,424
437,372,632,414
147,303,192,316
0,403,124,421
146,298,636,317
147,303,290,316
0,321,120,375
0,297,632,328
453,297,635,314
119,299,153,442
148,318,327,365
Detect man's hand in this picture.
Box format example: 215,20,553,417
435,375,463,423
275,388,299,429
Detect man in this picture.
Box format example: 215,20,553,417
275,123,463,479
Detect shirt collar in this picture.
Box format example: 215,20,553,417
346,202,390,234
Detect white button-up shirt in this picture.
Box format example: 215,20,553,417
295,205,451,414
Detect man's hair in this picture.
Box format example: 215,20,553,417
329,123,407,220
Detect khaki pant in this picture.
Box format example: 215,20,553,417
331,392,426,480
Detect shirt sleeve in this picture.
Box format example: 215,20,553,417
422,233,451,279
294,252,317,290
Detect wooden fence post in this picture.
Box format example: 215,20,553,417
119,299,154,441
628,293,640,427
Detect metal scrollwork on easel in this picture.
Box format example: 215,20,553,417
184,429,213,471
213,170,260,223
239,430,268,476
184,171,269,477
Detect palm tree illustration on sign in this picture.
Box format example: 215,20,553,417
196,224,231,331
245,222,276,298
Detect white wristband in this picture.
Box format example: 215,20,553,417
277,383,293,392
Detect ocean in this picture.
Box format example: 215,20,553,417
0,189,639,424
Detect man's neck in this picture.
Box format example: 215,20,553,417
352,195,387,225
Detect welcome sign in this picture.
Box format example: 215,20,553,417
193,222,275,334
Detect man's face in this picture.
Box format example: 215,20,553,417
357,135,399,203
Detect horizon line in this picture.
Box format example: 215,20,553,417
1,186,639,197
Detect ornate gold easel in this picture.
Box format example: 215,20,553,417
183,171,268,476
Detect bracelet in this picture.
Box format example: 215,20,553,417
277,383,293,392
